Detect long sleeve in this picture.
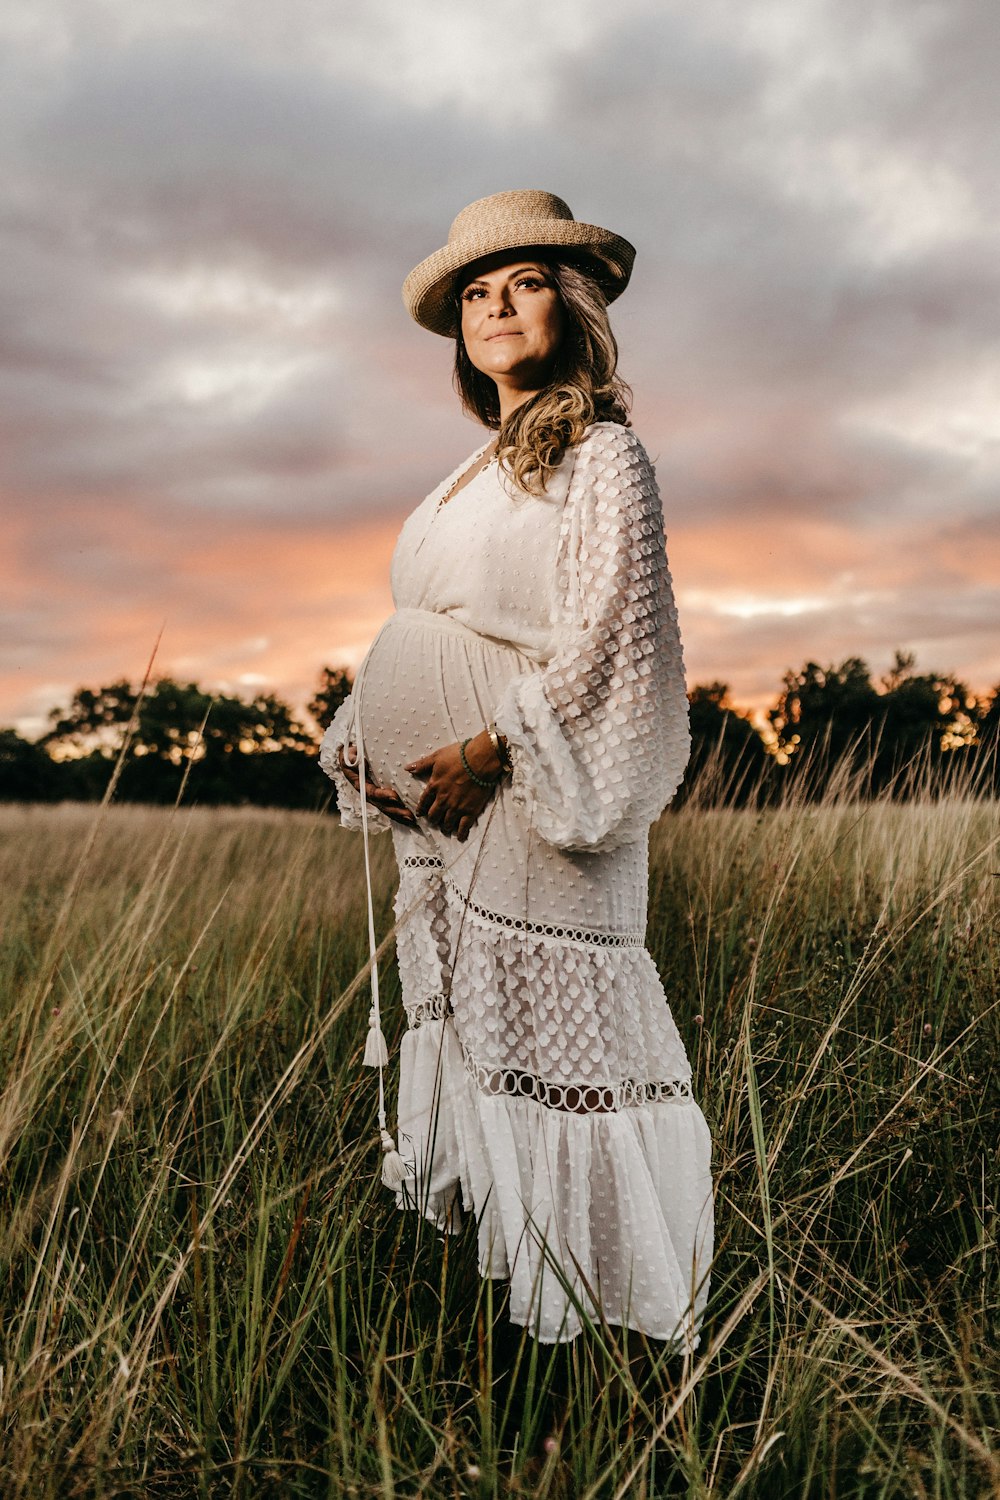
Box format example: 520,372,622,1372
318,692,391,833
493,424,690,854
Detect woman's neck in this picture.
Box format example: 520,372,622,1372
496,383,541,425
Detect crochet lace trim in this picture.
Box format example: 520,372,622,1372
465,1053,694,1112
449,881,646,948
399,854,645,949
406,991,450,1028
404,986,693,1112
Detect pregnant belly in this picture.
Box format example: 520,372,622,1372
352,608,534,817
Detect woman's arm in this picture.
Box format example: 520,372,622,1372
493,424,690,853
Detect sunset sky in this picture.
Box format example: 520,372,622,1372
3,0,999,737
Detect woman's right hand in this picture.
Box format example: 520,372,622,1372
337,744,417,828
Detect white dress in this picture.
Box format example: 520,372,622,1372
320,421,714,1345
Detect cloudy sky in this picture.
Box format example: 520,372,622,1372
3,0,999,735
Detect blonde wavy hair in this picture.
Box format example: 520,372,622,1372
452,256,632,496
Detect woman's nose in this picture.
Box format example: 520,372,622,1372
487,287,514,316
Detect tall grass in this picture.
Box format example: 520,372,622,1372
0,762,997,1497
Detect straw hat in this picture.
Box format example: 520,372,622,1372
402,189,636,338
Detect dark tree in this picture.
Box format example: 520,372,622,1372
978,685,1000,743
875,652,976,789
680,683,770,806
44,680,139,755
308,666,353,733
0,729,59,802
768,651,976,797
769,657,879,763
971,683,1000,795
40,677,322,807
5,654,992,810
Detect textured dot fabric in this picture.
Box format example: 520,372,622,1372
319,422,714,1345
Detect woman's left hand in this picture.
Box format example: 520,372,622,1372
405,733,503,841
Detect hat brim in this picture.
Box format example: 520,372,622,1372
402,220,636,337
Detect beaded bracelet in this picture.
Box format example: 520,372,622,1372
460,737,502,790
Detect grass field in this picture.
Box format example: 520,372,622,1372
0,786,997,1498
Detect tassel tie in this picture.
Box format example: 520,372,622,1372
352,643,413,1192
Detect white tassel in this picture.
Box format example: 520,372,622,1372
362,1006,389,1068
380,1129,411,1189
352,685,411,1193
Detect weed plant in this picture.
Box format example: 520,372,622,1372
0,749,997,1497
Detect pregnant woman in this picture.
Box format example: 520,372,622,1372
320,190,714,1346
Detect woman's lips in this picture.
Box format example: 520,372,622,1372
486,331,522,340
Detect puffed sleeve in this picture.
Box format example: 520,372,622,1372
318,693,391,833
492,424,690,853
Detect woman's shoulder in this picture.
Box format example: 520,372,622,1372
580,420,651,457
576,421,656,478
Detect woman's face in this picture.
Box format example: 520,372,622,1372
459,253,565,391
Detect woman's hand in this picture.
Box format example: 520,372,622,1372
337,744,417,828
405,732,504,841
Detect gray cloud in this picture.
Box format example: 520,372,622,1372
1,0,998,730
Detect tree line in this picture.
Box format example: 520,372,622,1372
1,652,998,810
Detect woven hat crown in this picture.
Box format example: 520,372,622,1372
448,190,574,242
402,188,636,337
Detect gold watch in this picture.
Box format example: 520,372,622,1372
486,723,513,776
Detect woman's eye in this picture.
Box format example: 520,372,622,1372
516,277,543,289
462,287,486,300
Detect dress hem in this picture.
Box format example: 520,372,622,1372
393,1015,714,1346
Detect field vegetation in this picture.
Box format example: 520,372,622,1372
0,756,997,1496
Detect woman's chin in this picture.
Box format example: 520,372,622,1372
478,350,526,375
477,355,551,387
